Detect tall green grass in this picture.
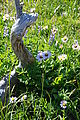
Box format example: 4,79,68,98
0,0,80,119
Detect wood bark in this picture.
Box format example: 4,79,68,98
15,0,23,18
0,0,38,105
11,0,38,66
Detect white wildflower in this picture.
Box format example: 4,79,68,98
59,44,63,49
36,51,51,62
10,96,17,103
60,100,67,109
36,51,43,62
61,36,68,43
58,54,67,61
30,8,35,13
3,14,9,21
51,27,58,35
21,95,27,101
43,51,51,60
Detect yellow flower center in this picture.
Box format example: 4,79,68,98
74,44,77,48
39,53,43,58
63,36,67,41
63,102,66,106
60,56,64,60
23,96,25,100
53,28,56,32
45,53,48,56
12,97,14,101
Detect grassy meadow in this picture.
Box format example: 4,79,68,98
0,0,80,119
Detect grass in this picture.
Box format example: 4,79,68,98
0,0,80,119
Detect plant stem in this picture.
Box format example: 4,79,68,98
63,110,65,120
41,73,44,97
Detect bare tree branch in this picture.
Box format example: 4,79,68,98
15,0,23,18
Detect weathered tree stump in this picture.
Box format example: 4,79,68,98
0,0,38,105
